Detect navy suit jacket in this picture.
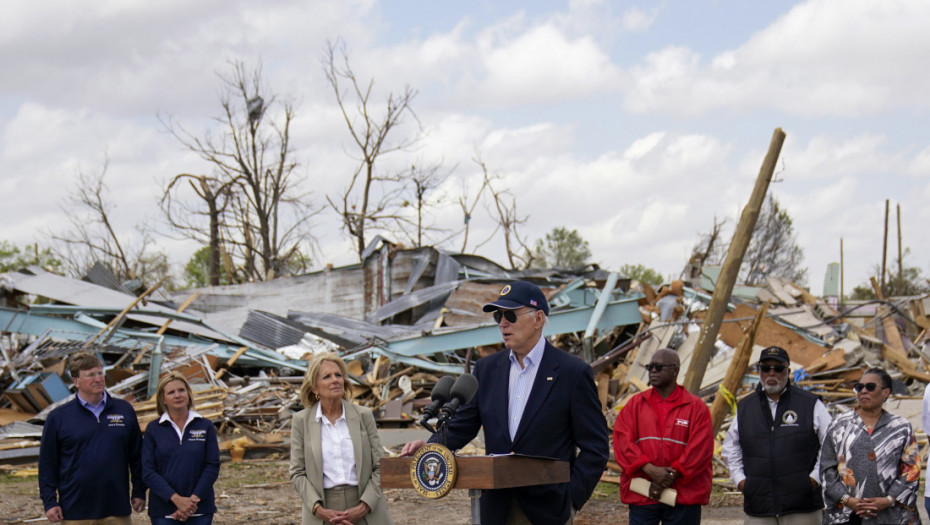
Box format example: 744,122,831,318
430,340,609,525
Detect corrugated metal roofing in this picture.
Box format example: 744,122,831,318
239,310,311,349
286,310,420,348
81,262,135,295
3,266,233,342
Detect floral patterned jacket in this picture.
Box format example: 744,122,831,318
819,409,921,524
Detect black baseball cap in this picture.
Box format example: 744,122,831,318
758,346,790,364
482,281,550,316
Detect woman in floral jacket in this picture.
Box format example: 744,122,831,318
820,368,921,524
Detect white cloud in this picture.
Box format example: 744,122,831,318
470,23,623,105
905,145,930,177
781,134,894,181
0,101,212,261
624,46,705,115
620,7,660,32
625,0,930,116
624,132,666,159
0,0,927,294
0,1,380,119
659,134,732,175
437,130,740,273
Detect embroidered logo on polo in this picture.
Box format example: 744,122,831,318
188,429,207,441
781,410,799,426
106,414,126,427
410,443,457,499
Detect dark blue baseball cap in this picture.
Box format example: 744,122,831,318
759,346,790,364
482,280,550,316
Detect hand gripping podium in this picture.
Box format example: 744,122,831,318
382,453,569,525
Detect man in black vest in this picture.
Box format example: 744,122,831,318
721,346,832,525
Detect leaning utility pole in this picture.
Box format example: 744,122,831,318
897,203,903,289
683,128,786,393
881,199,889,295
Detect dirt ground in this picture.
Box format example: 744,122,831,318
0,458,746,524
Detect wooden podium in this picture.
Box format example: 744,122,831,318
382,455,569,524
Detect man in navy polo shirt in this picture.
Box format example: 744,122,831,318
39,352,145,524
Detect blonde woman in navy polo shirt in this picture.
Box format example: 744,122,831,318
142,373,220,524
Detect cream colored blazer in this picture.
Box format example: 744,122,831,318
289,400,394,525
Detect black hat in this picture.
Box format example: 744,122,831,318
482,281,550,316
758,346,790,364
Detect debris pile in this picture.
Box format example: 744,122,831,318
0,241,643,463
1,240,929,489
600,271,930,488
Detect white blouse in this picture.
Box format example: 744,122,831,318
315,403,359,489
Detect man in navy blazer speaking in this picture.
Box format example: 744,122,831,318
402,280,609,524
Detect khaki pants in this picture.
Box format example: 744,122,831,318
507,498,574,525
62,517,131,525
324,484,368,525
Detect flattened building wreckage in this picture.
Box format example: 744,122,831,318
2,238,929,490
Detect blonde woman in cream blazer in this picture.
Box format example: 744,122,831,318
289,353,394,525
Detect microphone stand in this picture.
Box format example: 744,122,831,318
435,419,448,448
420,419,437,434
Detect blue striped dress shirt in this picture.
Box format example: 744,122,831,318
508,335,547,440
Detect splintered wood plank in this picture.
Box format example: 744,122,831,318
805,348,847,374
697,304,828,368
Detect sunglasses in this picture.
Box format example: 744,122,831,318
853,382,882,393
644,363,677,372
492,309,535,324
758,364,787,373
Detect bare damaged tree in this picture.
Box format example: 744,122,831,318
853,255,929,299
490,185,532,269
50,159,170,284
470,156,531,269
399,162,450,247
692,197,806,286
323,40,423,258
693,216,727,267
160,173,237,285
683,216,727,286
742,195,807,285
161,61,318,282
453,151,494,253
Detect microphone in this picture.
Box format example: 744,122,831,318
436,373,478,429
419,375,456,431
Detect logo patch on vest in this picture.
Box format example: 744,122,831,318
781,410,799,426
675,418,689,427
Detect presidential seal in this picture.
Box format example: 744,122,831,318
410,443,457,498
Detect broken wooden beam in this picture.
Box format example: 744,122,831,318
710,301,769,433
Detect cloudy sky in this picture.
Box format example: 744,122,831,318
2,0,928,295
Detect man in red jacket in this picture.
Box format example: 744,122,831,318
614,348,713,525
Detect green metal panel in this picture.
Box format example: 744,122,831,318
0,307,308,371
381,295,642,357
